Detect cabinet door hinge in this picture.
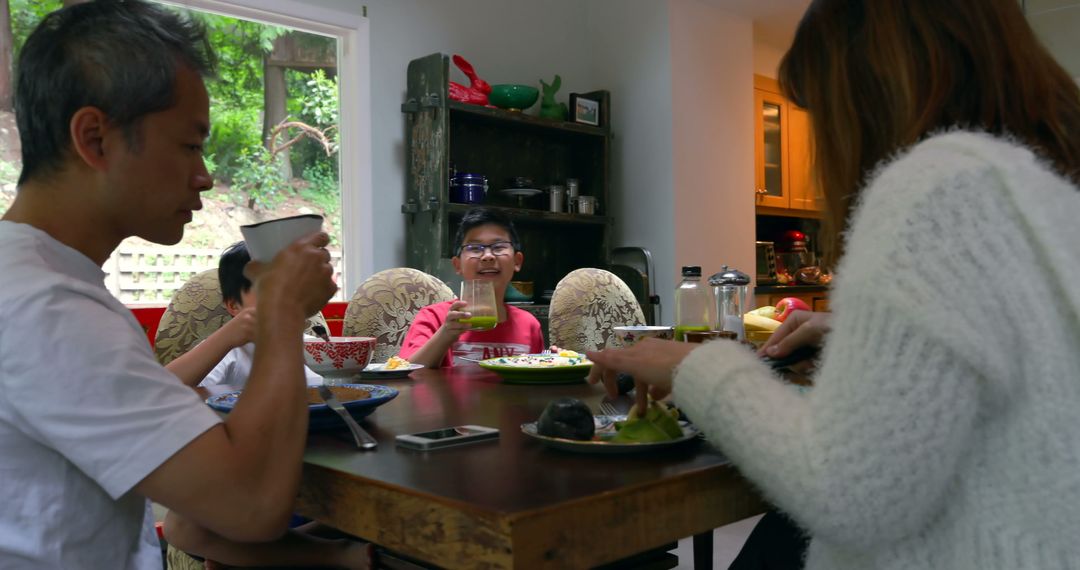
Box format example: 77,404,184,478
401,197,441,221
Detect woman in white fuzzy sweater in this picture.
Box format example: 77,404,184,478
588,1,1080,568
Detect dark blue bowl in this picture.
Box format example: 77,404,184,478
206,384,399,431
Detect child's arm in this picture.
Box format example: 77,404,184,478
400,300,472,368
166,308,257,387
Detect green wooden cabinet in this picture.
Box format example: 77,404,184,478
401,53,613,298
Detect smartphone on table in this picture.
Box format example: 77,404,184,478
395,425,499,450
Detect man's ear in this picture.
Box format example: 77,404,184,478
69,106,111,171
513,251,523,272
223,297,243,317
451,255,463,275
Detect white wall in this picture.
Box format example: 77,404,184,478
668,0,755,318
1026,0,1080,81
584,0,676,321
753,38,786,78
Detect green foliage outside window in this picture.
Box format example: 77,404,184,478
9,0,62,55
231,146,287,210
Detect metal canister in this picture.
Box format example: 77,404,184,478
566,178,580,199
566,179,580,213
549,185,565,213
576,195,597,215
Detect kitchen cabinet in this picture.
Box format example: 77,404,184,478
401,53,612,299
753,75,820,215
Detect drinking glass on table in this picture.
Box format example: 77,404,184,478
459,280,497,331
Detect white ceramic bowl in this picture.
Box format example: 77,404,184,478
240,214,323,262
302,336,376,378
612,325,675,347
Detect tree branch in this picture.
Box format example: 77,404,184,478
266,120,337,158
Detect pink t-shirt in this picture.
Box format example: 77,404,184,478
399,301,545,367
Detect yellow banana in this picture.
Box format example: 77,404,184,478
747,305,779,319
743,313,782,332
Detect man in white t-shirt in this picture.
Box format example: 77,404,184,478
166,241,324,391
0,2,339,568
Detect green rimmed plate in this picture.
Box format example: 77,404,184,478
477,354,593,384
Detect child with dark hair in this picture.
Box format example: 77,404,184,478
166,241,323,389
400,208,544,367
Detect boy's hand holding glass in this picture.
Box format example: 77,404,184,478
441,300,475,337
458,279,498,331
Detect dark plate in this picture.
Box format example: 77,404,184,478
205,384,399,430
521,415,700,453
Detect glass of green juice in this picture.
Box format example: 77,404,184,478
459,279,498,331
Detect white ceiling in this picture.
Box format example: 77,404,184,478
705,0,812,48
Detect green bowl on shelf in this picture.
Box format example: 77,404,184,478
489,84,539,111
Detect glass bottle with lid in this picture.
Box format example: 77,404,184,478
708,265,751,341
674,266,716,341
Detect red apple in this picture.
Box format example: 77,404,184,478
774,297,811,322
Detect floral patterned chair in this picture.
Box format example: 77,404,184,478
153,269,328,366
549,268,645,352
342,268,456,363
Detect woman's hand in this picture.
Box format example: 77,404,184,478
758,310,831,357
586,338,699,410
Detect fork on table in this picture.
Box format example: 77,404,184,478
317,385,378,450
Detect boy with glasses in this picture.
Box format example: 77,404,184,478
400,208,545,367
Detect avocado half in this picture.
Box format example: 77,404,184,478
537,397,595,441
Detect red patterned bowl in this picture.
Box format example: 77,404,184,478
303,336,376,378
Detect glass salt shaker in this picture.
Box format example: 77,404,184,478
708,265,751,341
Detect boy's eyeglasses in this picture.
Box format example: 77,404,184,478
460,241,514,258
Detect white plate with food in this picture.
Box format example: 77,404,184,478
360,356,423,379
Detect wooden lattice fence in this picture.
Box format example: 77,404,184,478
104,245,343,303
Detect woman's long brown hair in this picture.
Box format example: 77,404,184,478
778,0,1080,266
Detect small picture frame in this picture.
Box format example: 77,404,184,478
569,93,601,126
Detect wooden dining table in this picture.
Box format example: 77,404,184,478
295,365,766,569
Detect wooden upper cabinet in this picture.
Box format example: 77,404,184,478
787,105,819,211
753,75,820,215
753,87,790,209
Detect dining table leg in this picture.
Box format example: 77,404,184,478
693,530,714,570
